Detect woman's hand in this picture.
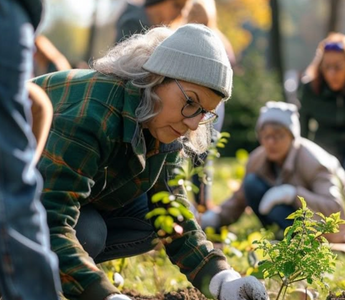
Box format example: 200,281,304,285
209,270,268,300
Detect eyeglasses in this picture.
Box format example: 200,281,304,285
175,79,218,125
260,132,288,143
321,62,345,72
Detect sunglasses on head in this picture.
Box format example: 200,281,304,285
324,42,344,52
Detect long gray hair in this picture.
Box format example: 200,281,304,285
91,26,212,156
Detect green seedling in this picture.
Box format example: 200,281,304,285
146,131,230,238
254,197,345,300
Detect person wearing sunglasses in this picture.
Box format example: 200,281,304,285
31,24,267,300
299,32,345,167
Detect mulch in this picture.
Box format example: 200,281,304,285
123,287,209,300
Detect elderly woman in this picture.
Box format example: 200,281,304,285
202,101,345,242
299,32,345,166
32,24,267,300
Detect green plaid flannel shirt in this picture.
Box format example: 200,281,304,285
32,69,229,300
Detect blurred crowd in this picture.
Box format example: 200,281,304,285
2,0,345,300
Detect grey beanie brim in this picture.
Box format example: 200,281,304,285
142,24,233,99
256,101,301,139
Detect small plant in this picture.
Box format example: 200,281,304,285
145,131,231,238
207,131,231,160
254,197,345,300
145,191,194,240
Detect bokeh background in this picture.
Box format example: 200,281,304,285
39,0,345,157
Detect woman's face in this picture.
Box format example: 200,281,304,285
145,80,222,144
156,0,190,25
321,51,345,91
259,124,293,166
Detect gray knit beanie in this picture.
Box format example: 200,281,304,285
142,24,233,99
256,101,301,139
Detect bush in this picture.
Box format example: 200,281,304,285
221,51,284,157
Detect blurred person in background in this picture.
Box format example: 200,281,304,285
186,0,236,66
34,34,72,76
32,24,267,300
115,0,191,43
201,101,345,243
0,0,62,299
299,33,345,167
185,0,236,212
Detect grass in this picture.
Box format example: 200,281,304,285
99,157,345,298
100,249,191,295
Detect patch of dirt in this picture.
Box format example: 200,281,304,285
123,287,209,300
326,291,345,300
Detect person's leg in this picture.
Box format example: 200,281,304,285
243,173,272,227
266,204,294,229
0,1,61,299
243,173,294,229
75,194,157,264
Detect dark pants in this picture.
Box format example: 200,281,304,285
75,194,157,263
0,0,61,299
243,173,294,229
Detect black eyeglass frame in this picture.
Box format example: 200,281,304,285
175,79,219,125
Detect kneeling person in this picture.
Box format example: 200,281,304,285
202,101,345,243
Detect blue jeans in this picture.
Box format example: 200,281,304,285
75,194,157,263
243,174,294,229
0,1,61,299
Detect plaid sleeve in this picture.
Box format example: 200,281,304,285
36,71,123,299
148,153,230,293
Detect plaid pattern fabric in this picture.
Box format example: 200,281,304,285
32,69,229,300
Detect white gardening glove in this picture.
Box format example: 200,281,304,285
209,270,268,300
201,209,221,229
105,294,132,300
259,184,296,215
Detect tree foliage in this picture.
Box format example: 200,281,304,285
220,52,284,157
216,0,271,55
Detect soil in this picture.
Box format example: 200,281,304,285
123,287,209,300
326,291,345,300
123,287,345,300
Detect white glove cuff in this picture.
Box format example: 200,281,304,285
209,269,241,298
105,294,132,300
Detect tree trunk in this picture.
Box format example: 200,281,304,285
328,0,340,33
268,0,285,99
85,0,99,62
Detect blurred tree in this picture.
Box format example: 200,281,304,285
267,0,284,88
85,0,99,63
216,0,271,56
328,0,341,32
215,0,284,157
41,0,125,67
220,51,284,157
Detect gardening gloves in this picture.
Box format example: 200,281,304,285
105,294,132,300
259,184,296,215
201,209,221,229
209,270,268,300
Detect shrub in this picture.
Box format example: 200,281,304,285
221,51,284,157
